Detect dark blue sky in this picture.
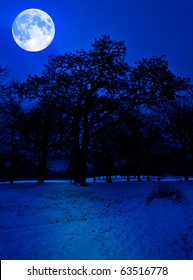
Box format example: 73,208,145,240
1,0,193,82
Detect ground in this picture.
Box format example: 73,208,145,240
0,179,193,260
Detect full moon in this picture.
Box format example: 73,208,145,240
12,9,55,52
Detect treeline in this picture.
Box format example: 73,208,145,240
0,35,192,184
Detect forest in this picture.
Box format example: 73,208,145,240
0,35,192,185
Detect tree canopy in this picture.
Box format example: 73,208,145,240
0,36,192,184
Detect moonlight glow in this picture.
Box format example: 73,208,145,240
12,9,55,52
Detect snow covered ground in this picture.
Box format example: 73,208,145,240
0,180,193,260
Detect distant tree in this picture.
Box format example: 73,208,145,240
120,55,190,111
18,92,65,185
154,94,193,181
116,55,191,180
0,82,23,183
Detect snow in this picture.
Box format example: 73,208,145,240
0,180,193,260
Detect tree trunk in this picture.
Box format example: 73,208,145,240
93,160,97,183
37,152,47,185
73,148,88,185
183,147,189,181
10,159,14,184
126,158,130,182
146,160,151,181
135,151,141,182
108,175,112,183
10,129,15,184
105,157,113,183
184,163,189,181
106,175,112,183
146,174,150,181
72,94,91,185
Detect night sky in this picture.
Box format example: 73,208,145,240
0,0,193,82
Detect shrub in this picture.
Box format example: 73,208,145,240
146,184,185,204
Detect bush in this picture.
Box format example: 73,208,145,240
146,184,185,204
